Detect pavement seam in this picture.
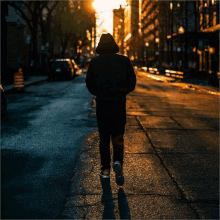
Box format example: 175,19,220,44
135,116,202,219
170,116,185,129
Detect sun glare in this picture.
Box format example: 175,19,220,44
93,0,127,35
93,0,127,12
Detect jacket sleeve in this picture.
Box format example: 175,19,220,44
85,62,98,96
125,59,136,95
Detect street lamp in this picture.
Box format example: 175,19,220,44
170,2,173,10
155,38,160,62
178,26,185,34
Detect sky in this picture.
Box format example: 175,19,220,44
93,0,127,35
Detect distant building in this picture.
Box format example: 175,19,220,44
124,0,140,61
141,0,160,64
113,5,125,55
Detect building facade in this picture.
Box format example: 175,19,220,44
141,0,160,65
124,0,140,62
113,5,125,55
141,0,219,85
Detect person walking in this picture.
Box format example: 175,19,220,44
86,33,136,186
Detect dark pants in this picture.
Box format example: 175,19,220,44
96,100,126,171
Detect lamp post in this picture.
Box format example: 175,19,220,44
145,42,149,63
184,0,188,71
170,0,173,67
17,19,20,68
155,37,160,65
178,26,185,69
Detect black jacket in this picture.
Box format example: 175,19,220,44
86,54,136,101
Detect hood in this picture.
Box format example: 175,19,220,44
96,33,119,55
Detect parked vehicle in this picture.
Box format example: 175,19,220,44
48,59,74,81
1,84,7,118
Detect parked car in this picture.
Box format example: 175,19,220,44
48,59,74,81
1,84,7,118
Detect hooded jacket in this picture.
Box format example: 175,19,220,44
86,33,136,102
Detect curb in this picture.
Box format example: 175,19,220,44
139,71,219,96
4,78,48,95
169,82,220,96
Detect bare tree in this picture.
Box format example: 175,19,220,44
52,0,95,59
8,1,47,68
39,1,59,48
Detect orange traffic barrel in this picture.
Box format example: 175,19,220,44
14,67,24,91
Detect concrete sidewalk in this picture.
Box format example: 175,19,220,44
3,76,48,94
62,117,207,219
62,127,199,219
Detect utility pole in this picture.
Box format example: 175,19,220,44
170,0,173,67
194,0,199,82
184,0,188,71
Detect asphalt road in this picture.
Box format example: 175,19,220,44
1,74,97,219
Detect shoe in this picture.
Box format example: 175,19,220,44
113,161,124,186
100,169,110,179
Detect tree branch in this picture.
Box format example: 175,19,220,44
8,1,33,31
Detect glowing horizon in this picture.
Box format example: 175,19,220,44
93,0,127,35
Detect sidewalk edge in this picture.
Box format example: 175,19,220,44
139,71,220,96
4,78,48,95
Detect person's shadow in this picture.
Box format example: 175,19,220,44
100,177,131,220
100,177,116,219
118,187,131,219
